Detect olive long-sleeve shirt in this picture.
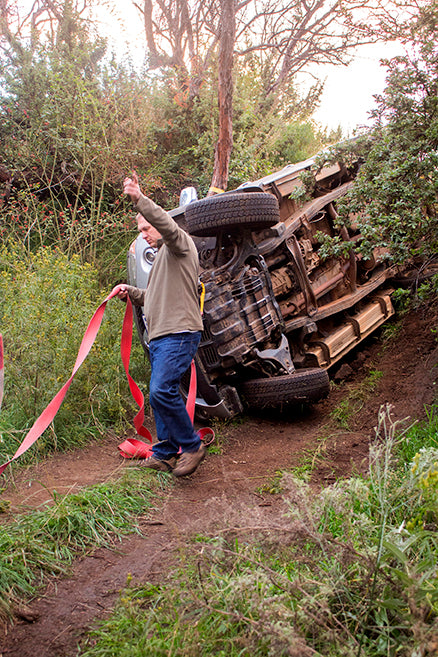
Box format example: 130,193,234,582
125,194,203,342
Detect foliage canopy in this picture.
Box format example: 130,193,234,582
319,4,438,273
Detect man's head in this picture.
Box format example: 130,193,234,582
136,213,161,248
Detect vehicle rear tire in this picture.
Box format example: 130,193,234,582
185,192,280,237
241,369,330,408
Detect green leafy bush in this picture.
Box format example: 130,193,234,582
318,7,438,275
0,190,134,280
0,243,148,463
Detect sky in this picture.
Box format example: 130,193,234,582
310,42,405,134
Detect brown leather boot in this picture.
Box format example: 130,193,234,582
134,456,176,472
172,445,206,477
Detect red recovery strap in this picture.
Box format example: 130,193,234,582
0,287,213,474
117,340,215,458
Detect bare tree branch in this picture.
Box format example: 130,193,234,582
134,0,425,97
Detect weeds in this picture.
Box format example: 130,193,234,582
396,404,438,470
0,243,147,468
81,405,438,657
0,468,169,621
205,418,231,455
330,369,383,430
292,434,331,481
257,469,284,494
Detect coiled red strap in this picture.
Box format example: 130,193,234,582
117,360,215,458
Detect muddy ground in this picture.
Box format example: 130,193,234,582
0,308,437,657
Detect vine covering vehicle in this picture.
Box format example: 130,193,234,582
128,155,400,419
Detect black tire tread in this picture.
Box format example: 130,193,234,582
185,192,280,236
241,368,330,407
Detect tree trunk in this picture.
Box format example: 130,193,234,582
209,0,235,195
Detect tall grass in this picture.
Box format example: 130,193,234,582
0,469,170,621
0,188,134,281
0,242,148,468
80,405,438,657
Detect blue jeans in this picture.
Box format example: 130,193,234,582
148,331,202,460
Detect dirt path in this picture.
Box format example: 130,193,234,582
1,310,437,657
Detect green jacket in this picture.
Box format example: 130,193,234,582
125,194,203,342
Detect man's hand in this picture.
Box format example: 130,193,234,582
123,172,141,204
115,285,128,300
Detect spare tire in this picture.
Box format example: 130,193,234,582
185,192,280,237
241,369,330,408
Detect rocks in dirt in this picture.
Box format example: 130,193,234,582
14,605,40,623
351,350,370,368
333,363,354,382
333,349,372,382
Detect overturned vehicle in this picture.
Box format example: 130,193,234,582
128,157,398,419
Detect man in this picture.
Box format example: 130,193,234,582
117,173,205,477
